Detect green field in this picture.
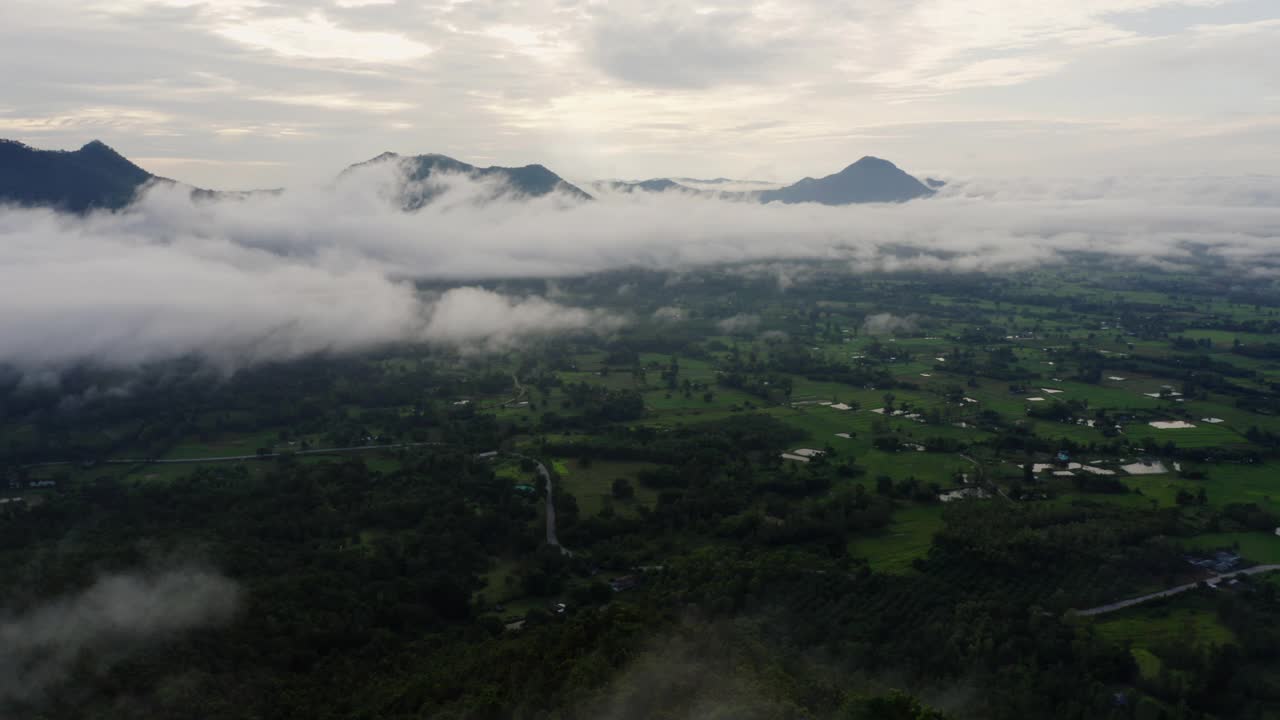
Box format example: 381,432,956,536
556,458,660,516
848,504,946,573
1093,599,1235,650
1185,532,1280,564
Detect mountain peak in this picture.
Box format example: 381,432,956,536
759,156,932,205
0,137,155,212
343,151,592,208
846,156,897,171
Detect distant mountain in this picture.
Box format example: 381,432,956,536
925,177,947,189
0,139,157,211
348,152,592,208
592,177,788,198
759,157,934,205
671,177,778,188
1,140,933,213
591,178,698,195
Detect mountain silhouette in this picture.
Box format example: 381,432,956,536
759,157,933,205
346,152,592,208
0,139,157,211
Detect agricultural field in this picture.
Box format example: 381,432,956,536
7,265,1280,717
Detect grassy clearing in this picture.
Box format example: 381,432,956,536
849,504,946,573
643,387,757,411
159,431,285,460
1126,422,1248,450
858,450,970,486
477,559,525,605
1109,461,1280,514
1093,599,1235,649
1184,532,1280,564
1131,648,1163,681
1192,463,1280,513
556,459,659,516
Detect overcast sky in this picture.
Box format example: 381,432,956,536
1,0,1277,189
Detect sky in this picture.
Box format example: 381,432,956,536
1,0,1278,189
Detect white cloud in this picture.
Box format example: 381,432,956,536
214,11,432,62
0,172,626,372
0,107,175,134
424,287,621,349
251,93,415,114
717,313,760,333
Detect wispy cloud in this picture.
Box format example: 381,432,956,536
213,11,433,62
0,566,240,707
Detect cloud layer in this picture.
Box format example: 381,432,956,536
1,163,1278,373
0,566,240,707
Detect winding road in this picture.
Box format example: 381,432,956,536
507,452,571,556
1076,564,1280,617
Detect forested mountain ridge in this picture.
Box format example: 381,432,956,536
345,151,594,208
0,139,157,211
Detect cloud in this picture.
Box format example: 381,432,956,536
717,314,760,334
862,313,920,336
213,11,433,63
250,93,415,114
0,171,623,373
1,163,1279,374
588,6,789,89
653,306,686,322
423,287,621,350
0,566,240,707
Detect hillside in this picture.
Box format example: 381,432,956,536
0,139,156,211
348,152,592,208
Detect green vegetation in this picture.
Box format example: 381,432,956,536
1095,601,1236,649
849,504,945,573
7,264,1280,717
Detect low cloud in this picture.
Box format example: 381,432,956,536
0,566,241,707
424,286,620,350
653,306,686,322
1,163,1278,373
861,313,919,336
717,313,760,334
0,181,616,373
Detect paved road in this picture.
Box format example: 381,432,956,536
1076,564,1280,616
510,373,526,403
507,452,571,556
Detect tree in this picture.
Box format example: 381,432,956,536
611,477,635,500
876,475,894,496
844,691,949,719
